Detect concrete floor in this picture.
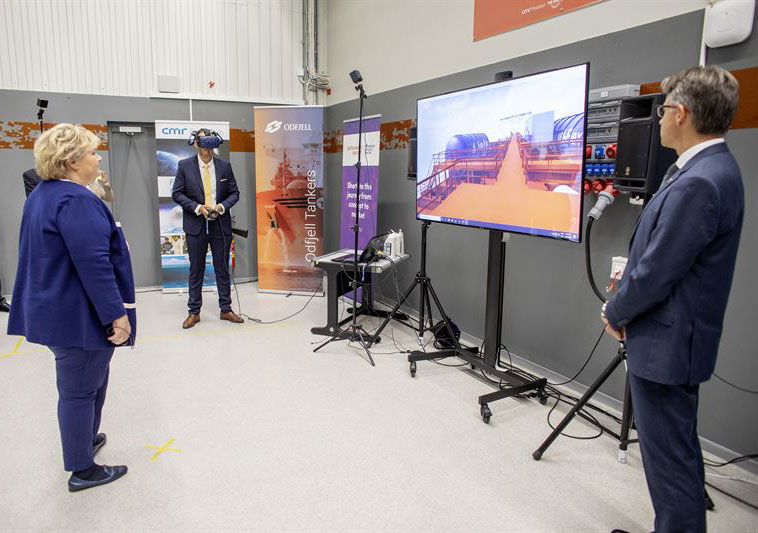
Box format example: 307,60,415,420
1,284,756,532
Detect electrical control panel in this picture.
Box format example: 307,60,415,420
585,85,639,185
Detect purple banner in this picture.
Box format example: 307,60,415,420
340,115,381,250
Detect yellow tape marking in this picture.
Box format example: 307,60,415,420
1,337,24,359
144,437,183,461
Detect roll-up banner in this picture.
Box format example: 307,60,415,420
155,120,230,293
253,106,325,295
340,115,381,250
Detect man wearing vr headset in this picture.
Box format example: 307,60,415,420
171,128,243,328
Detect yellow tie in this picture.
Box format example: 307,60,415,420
202,164,213,207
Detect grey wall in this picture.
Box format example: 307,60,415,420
323,11,758,457
0,92,259,288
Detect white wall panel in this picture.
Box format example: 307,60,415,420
325,0,707,105
0,0,305,103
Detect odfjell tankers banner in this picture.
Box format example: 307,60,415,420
474,0,606,41
254,106,324,294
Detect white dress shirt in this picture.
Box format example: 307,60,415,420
675,138,725,170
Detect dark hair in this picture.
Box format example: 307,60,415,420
661,65,739,135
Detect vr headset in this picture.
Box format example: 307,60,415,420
187,129,224,149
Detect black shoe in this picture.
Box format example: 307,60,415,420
68,465,127,492
611,530,630,533
93,433,106,457
0,301,9,313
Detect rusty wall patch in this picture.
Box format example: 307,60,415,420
0,122,108,150
380,119,415,151
230,128,255,152
323,128,343,154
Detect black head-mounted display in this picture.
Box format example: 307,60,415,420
187,129,224,149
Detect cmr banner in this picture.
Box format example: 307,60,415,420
473,0,606,41
340,114,381,251
254,106,325,295
155,120,231,293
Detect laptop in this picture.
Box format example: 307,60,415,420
332,233,389,264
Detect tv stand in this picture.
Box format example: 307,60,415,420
408,229,548,423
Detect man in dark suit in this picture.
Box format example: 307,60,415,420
602,66,743,533
23,167,42,197
171,129,243,328
0,279,9,312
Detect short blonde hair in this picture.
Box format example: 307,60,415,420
34,123,101,181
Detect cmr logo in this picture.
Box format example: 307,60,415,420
265,120,313,133
161,127,188,135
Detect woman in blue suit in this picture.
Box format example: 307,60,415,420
8,124,136,492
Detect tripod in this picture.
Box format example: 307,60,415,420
368,221,450,349
532,341,716,511
313,70,375,366
533,341,637,461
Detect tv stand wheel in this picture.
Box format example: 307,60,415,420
480,403,492,424
409,361,417,377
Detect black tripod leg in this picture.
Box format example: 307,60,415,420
366,277,419,347
424,289,434,332
425,282,463,352
354,327,376,367
418,277,428,344
533,348,626,460
618,374,634,463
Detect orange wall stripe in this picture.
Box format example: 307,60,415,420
640,66,757,129
2,68,755,152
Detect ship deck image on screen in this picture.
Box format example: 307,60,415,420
416,63,589,242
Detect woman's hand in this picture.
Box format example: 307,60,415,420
109,314,131,345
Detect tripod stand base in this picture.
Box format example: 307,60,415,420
533,345,628,461
409,347,548,423
313,323,376,366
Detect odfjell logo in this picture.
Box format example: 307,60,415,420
265,120,283,133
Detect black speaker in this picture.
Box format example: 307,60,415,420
613,93,677,195
407,125,417,180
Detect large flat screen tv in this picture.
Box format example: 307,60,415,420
416,63,589,243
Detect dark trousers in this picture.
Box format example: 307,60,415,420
50,346,115,472
186,220,231,315
629,372,705,533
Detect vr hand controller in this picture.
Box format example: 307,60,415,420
201,205,220,221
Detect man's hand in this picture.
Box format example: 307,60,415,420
199,205,210,218
213,204,224,214
109,314,131,345
600,303,625,341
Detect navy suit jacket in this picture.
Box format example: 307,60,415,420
8,180,137,350
171,156,240,236
605,143,743,385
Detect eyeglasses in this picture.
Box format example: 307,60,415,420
655,104,679,119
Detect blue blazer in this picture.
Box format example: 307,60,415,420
171,156,240,236
8,180,137,350
605,143,744,385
